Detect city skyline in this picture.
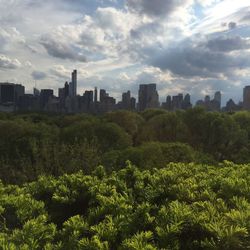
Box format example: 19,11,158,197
1,68,250,113
0,72,247,106
0,1,250,105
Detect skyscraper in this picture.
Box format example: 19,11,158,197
0,83,24,105
100,89,107,103
70,70,77,97
182,94,192,110
138,84,159,111
172,94,183,110
64,82,69,98
213,91,221,111
243,86,250,110
122,91,131,110
214,91,221,104
94,87,98,103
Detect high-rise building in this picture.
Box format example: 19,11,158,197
162,95,172,110
205,95,210,103
225,99,240,112
71,70,77,97
214,91,221,103
84,90,93,105
40,89,53,109
212,91,221,111
94,87,98,103
64,82,69,98
182,94,192,110
138,84,159,111
100,89,107,103
172,94,183,110
0,83,24,105
33,87,40,97
15,84,25,102
243,86,250,110
0,83,15,104
130,97,136,110
122,91,131,110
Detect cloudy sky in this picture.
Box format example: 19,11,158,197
0,0,250,104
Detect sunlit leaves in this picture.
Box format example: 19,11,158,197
0,162,250,248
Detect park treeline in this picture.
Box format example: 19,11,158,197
1,108,250,184
0,162,250,249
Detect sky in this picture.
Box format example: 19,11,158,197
0,0,250,104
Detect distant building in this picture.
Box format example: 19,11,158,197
204,95,210,105
19,94,39,111
72,70,77,97
138,84,159,111
196,99,205,107
0,84,15,104
130,97,136,110
100,89,107,103
182,94,192,110
211,91,221,111
224,99,240,112
33,87,40,97
196,91,222,111
162,93,192,111
98,89,116,113
40,89,53,109
0,83,24,111
122,91,131,109
81,90,94,112
119,90,136,110
172,94,183,110
64,82,69,98
162,95,172,110
94,87,98,103
243,86,250,110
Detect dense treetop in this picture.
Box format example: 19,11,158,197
0,162,250,249
1,108,250,184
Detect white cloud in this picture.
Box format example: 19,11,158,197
0,0,249,103
0,54,21,69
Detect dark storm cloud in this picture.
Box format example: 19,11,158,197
40,36,87,62
31,71,47,80
150,37,250,79
206,36,250,52
126,0,190,17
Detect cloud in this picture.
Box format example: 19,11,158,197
50,65,71,79
0,54,21,69
0,27,25,51
40,35,87,62
206,36,250,52
228,21,237,30
126,0,192,18
31,71,47,80
78,8,136,58
0,0,249,104
150,36,250,79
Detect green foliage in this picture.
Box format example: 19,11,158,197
0,162,250,249
104,111,145,143
1,110,250,183
102,142,197,170
137,112,188,143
